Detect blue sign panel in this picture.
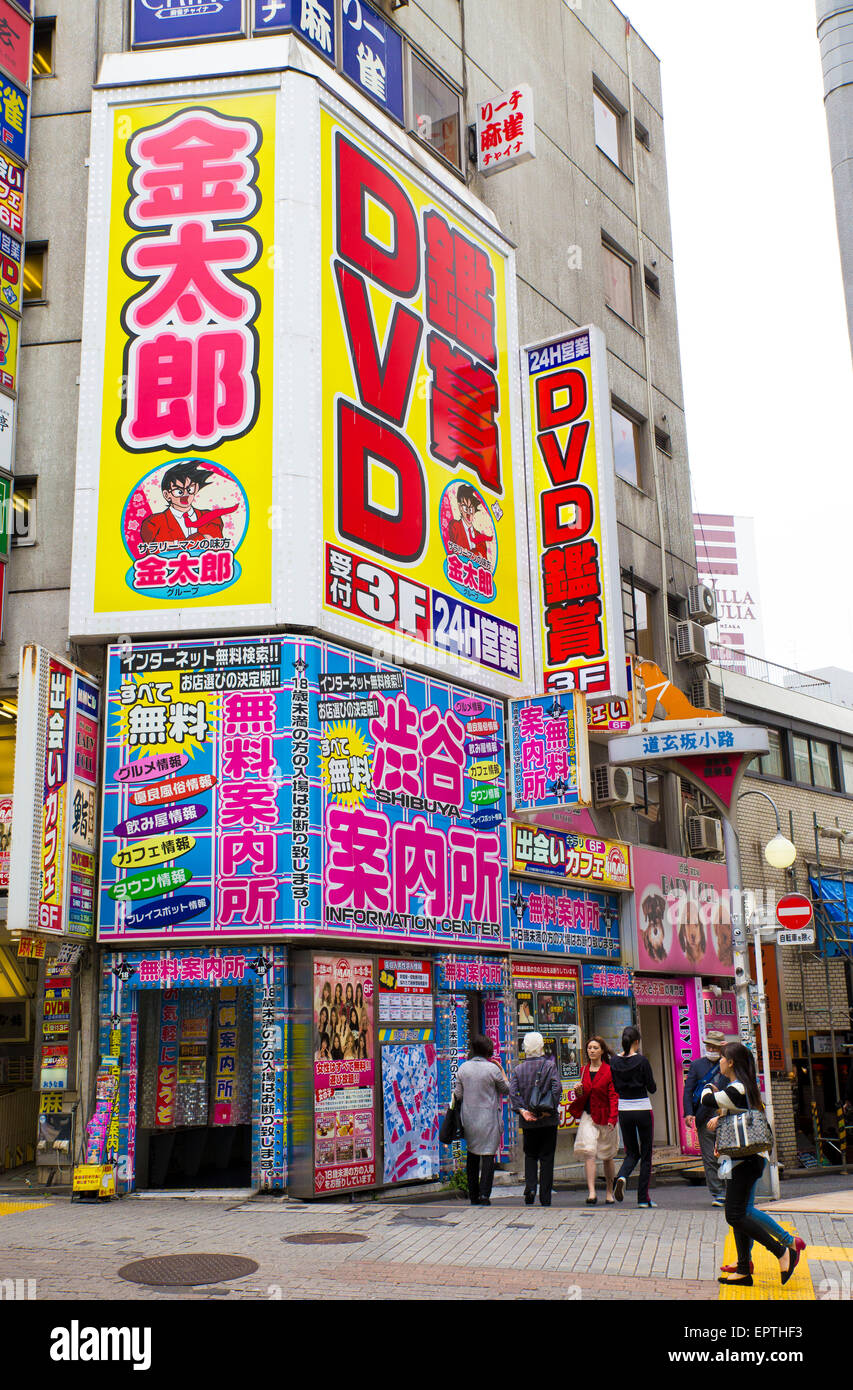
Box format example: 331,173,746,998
132,0,247,48
341,0,404,124
0,77,26,164
509,877,621,959
252,0,335,61
581,963,633,997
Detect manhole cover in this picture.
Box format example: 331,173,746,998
118,1254,258,1287
283,1231,368,1245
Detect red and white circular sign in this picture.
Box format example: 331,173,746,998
775,894,813,930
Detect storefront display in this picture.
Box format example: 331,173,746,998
313,953,375,1193
634,975,703,1154
98,945,287,1192
36,963,76,1093
511,960,581,1127
435,953,511,1175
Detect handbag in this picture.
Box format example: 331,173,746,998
573,1110,599,1158
439,1095,464,1145
716,1108,773,1157
528,1058,556,1117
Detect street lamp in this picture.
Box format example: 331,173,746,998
765,834,797,870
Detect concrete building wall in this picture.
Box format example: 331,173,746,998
817,0,853,361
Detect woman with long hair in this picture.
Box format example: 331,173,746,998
610,1025,657,1208
571,1036,619,1204
707,1041,804,1287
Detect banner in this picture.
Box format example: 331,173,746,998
76,89,276,629
633,847,732,977
510,821,631,893
508,691,589,811
99,635,510,947
522,327,625,696
314,953,375,1193
321,108,531,695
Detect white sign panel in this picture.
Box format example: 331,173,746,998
0,393,14,472
476,84,535,175
776,929,815,946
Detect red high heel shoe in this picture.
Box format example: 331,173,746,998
720,1260,754,1274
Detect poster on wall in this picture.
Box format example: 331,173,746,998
521,326,626,697
509,877,620,959
633,848,732,977
0,793,12,889
321,107,532,697
70,86,277,636
378,958,433,1022
382,1043,439,1184
511,960,581,1128
510,821,631,893
314,953,376,1193
99,635,510,948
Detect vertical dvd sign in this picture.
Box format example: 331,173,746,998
522,327,626,698
8,647,101,938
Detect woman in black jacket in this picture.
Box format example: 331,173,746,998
610,1025,657,1208
509,1032,561,1207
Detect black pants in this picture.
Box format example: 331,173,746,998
466,1152,496,1203
523,1126,558,1205
616,1110,654,1204
726,1155,786,1272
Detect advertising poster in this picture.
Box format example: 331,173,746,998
0,226,21,311
0,163,24,241
0,792,11,889
509,877,620,959
510,821,631,893
509,691,589,811
378,957,433,1022
0,302,18,391
321,107,530,694
38,658,72,934
99,635,510,948
522,327,625,697
512,960,581,1128
0,1,32,89
702,987,738,1042
314,953,375,1193
633,847,732,977
382,1043,439,1184
87,92,275,623
132,0,247,46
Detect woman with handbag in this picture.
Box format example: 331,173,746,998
509,1032,561,1207
706,1041,805,1287
452,1034,509,1205
609,1025,657,1208
570,1037,619,1205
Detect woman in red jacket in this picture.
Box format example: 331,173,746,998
571,1037,619,1205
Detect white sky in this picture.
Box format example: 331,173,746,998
621,0,853,674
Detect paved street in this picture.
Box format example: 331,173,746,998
3,1176,853,1302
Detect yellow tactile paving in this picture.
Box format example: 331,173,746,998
0,1201,49,1216
802,1245,853,1261
718,1222,814,1301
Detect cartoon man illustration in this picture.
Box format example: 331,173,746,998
140,462,233,544
446,483,491,562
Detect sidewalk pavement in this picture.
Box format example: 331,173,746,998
2,1182,852,1301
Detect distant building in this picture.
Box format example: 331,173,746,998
693,513,766,665
816,0,853,361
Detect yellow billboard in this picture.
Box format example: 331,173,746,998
321,109,526,689
92,94,276,616
523,328,626,697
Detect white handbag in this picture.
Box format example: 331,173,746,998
572,1109,600,1158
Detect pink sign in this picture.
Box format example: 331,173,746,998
633,847,732,977
702,988,738,1040
314,954,376,1194
633,973,702,1154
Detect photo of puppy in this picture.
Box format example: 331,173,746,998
677,899,706,965
641,892,669,962
712,899,733,965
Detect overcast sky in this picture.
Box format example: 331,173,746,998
619,0,852,675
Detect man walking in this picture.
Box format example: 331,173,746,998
683,1030,727,1206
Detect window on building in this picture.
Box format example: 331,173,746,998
612,404,642,486
593,87,622,167
622,572,655,660
602,240,635,324
644,265,661,297
33,18,56,77
10,480,35,546
756,729,786,779
841,747,853,795
23,244,46,304
408,52,461,169
634,117,651,150
792,734,837,790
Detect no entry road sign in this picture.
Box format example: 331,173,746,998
775,894,813,930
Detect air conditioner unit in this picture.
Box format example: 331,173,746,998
675,620,709,663
687,583,717,625
687,813,724,856
690,675,725,714
593,764,636,809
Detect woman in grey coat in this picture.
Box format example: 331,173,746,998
453,1034,510,1205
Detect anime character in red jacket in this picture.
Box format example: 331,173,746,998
140,462,233,545
445,483,491,562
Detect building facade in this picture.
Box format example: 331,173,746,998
0,0,728,1194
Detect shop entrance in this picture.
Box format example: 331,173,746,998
637,1005,678,1148
135,985,252,1189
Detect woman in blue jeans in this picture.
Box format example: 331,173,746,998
609,1025,657,1207
706,1042,805,1286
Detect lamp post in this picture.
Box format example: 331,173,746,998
722,788,796,1201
